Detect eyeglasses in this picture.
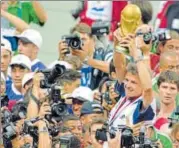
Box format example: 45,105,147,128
168,65,179,70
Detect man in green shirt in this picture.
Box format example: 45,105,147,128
7,1,47,27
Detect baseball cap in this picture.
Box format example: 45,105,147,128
70,86,94,102
48,61,73,69
71,23,92,34
10,54,31,70
16,29,42,49
80,101,104,116
1,37,12,53
22,72,34,88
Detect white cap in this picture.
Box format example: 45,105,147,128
22,72,34,88
48,60,73,69
71,86,94,102
16,29,43,49
10,54,32,70
1,37,12,53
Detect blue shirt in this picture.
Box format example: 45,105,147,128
6,83,23,101
31,59,46,72
80,47,113,90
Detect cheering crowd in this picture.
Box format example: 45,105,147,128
1,1,179,148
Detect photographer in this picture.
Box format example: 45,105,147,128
69,86,93,117
62,115,83,143
158,30,179,56
58,23,113,90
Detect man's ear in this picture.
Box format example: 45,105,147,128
157,42,164,54
80,116,85,125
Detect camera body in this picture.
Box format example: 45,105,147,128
62,34,83,50
91,21,110,36
1,95,9,107
136,30,171,45
60,134,81,148
101,81,113,105
39,64,66,88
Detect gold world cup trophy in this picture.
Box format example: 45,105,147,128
115,4,142,59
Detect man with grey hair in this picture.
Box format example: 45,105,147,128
108,62,156,129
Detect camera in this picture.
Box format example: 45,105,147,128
62,34,83,50
60,134,81,148
95,123,116,142
101,81,113,105
45,85,68,122
91,21,110,36
136,30,171,45
11,102,27,122
39,64,66,88
22,117,42,148
1,95,9,107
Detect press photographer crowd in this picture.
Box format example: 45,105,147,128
1,1,179,148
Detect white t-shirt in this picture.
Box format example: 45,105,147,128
86,1,112,21
108,96,156,128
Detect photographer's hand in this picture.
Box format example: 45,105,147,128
32,73,47,100
126,116,144,137
38,102,51,118
71,48,89,62
109,84,119,104
58,40,69,60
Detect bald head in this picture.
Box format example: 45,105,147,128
160,51,179,74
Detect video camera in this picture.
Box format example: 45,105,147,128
45,85,68,122
39,64,66,88
62,34,83,50
91,21,110,36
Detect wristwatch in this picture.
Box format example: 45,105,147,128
38,126,49,133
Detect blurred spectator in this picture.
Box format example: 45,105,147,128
22,72,34,95
17,29,46,71
154,1,179,33
171,123,179,148
7,1,47,27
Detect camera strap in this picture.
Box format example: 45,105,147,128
29,88,41,109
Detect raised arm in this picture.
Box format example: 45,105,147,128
1,9,29,32
32,1,48,23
